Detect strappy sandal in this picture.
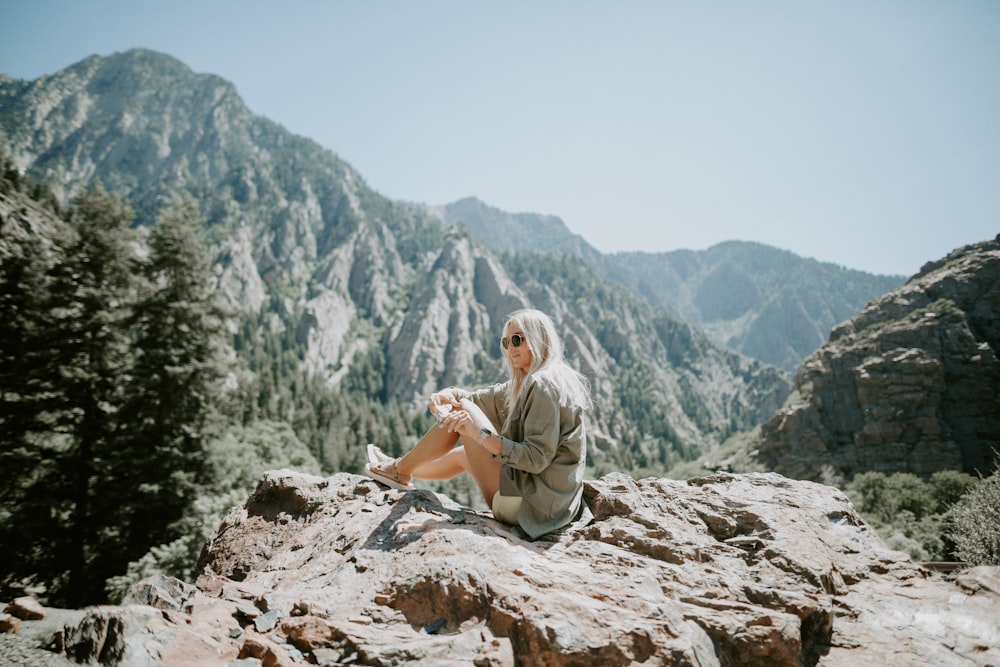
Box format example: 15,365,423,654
367,443,393,468
365,457,413,491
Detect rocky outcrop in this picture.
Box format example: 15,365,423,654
384,237,520,402
5,469,998,666
756,238,1000,479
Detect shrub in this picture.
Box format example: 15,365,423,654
846,469,977,562
949,465,1000,566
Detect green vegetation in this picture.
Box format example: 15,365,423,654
0,182,229,606
949,460,1000,566
845,470,978,561
0,167,438,606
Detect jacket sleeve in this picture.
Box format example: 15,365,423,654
462,382,507,433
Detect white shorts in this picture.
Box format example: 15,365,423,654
491,491,522,525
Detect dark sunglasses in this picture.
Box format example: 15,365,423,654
501,334,525,349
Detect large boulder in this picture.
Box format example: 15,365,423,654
7,469,997,666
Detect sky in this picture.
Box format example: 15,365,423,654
2,1,998,277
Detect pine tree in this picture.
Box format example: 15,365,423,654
119,194,232,563
0,204,70,602
43,184,140,606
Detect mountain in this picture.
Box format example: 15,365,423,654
428,198,905,373
600,244,906,373
429,196,601,260
0,49,791,468
751,237,1000,480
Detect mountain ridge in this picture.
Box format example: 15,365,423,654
430,196,905,372
1,50,904,374
0,48,791,469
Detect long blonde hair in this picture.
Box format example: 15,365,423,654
502,309,592,412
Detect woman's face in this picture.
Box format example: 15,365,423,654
504,321,533,372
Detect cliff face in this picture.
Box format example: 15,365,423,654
5,469,998,666
756,238,1000,480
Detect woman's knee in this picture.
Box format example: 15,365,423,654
459,398,498,433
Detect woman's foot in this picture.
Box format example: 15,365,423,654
367,443,394,467
365,457,413,491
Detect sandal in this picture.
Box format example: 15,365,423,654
365,457,413,491
367,443,393,468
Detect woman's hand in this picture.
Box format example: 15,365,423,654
439,408,479,443
429,388,462,420
439,398,502,455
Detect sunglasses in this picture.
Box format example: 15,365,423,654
501,334,525,350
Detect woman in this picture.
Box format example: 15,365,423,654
366,308,592,539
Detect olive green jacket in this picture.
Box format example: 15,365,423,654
461,373,587,539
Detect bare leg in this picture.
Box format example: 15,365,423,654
395,424,461,477
452,399,504,505
463,435,503,505
410,446,469,480
374,399,503,505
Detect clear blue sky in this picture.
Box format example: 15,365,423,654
2,1,998,276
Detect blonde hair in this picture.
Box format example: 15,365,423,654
501,309,592,412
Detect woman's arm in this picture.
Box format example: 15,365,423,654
493,380,562,474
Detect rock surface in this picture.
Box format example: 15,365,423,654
756,237,1000,479
6,469,999,666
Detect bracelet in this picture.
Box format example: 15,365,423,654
476,428,492,444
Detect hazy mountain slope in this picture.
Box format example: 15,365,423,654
0,48,791,466
426,198,905,373
430,196,602,260
602,242,907,373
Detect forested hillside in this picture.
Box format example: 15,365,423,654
0,48,790,457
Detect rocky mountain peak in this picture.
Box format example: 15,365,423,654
5,469,998,665
0,49,803,462
384,236,521,401
755,237,1000,479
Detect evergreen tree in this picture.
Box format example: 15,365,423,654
41,185,140,606
119,194,232,564
0,203,70,602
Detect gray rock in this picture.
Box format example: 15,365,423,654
4,596,46,621
9,469,1000,665
122,573,196,611
756,238,1000,479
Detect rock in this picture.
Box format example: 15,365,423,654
239,632,293,667
0,613,20,634
121,572,196,611
383,237,518,402
756,238,1000,479
8,469,999,665
4,596,45,621
254,610,281,633
63,608,128,665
